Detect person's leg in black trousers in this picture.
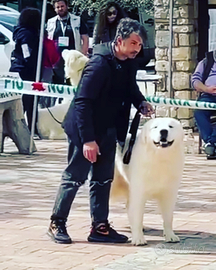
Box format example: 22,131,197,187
48,130,128,244
22,94,40,136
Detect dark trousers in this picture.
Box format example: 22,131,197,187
52,57,65,85
51,128,117,225
194,93,216,144
22,94,39,135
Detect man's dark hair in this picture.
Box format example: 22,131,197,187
52,0,68,6
18,7,41,32
114,17,147,45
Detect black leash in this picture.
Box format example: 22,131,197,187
123,110,141,164
46,106,62,125
41,100,62,125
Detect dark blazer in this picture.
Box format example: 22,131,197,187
63,42,145,148
9,26,39,81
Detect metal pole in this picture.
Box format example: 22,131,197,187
29,0,47,154
168,0,174,99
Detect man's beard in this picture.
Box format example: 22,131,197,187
58,10,68,18
130,51,138,58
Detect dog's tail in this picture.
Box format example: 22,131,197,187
110,167,129,203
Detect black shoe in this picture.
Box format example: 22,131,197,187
207,155,216,160
47,219,72,244
87,222,128,243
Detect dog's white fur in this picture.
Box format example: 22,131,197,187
37,99,70,140
111,117,185,246
62,49,89,86
37,50,89,139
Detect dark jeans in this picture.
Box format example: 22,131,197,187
194,93,216,144
51,128,116,225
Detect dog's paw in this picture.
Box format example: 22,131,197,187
164,231,180,243
131,234,147,246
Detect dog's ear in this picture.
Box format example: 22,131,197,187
62,49,70,61
180,126,184,142
174,121,184,142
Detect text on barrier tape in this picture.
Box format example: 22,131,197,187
1,78,216,110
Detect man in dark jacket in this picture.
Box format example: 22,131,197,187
48,18,154,244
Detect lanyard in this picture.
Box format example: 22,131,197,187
60,18,68,36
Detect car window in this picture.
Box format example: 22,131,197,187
0,12,19,32
0,6,19,14
0,14,18,25
0,21,15,32
0,31,9,44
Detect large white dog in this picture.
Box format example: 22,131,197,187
111,117,185,246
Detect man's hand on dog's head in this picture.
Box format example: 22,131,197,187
139,101,155,117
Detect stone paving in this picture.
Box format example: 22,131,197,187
1,136,216,270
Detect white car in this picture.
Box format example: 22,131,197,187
0,8,19,74
0,5,19,14
0,23,15,73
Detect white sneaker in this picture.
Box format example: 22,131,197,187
204,143,215,156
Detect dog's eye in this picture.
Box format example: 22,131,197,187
153,126,158,129
169,125,173,128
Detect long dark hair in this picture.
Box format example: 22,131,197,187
95,1,126,42
18,7,41,32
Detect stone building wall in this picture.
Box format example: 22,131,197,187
154,0,198,128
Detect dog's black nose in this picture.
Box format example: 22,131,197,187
160,129,168,141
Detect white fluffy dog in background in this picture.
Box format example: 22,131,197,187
62,49,89,86
37,50,89,139
37,99,70,140
111,117,185,246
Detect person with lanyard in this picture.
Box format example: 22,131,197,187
46,0,89,84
